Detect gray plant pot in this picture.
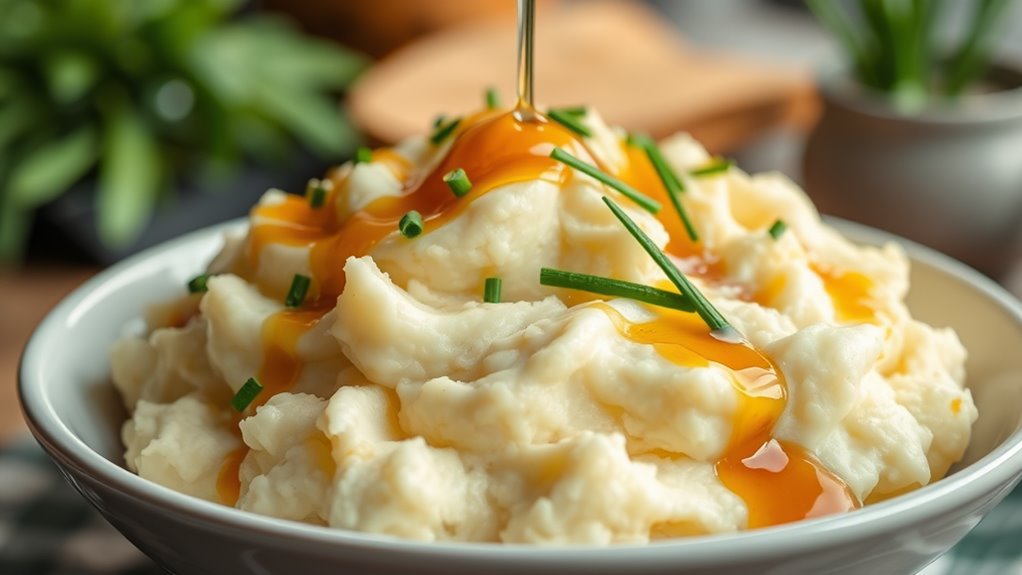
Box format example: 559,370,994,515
803,65,1022,277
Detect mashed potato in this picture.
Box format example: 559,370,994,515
111,107,976,544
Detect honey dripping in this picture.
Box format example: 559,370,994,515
600,304,859,528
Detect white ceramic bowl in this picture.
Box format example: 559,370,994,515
19,220,1022,575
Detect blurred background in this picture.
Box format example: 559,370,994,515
4,0,1022,446
2,1,1022,570
4,0,1022,432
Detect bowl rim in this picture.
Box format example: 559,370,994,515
18,217,1022,564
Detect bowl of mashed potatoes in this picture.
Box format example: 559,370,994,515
19,105,1022,575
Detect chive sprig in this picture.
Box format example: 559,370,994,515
399,210,423,238
484,277,502,303
231,377,263,412
430,117,461,145
550,148,660,214
540,268,694,312
355,147,372,164
548,108,591,137
637,135,698,242
285,274,311,308
768,219,787,240
444,168,473,197
602,196,737,339
690,158,734,178
485,87,500,109
187,273,210,294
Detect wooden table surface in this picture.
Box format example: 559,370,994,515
0,267,97,444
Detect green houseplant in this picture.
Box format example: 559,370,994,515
807,0,1017,109
802,0,1022,276
0,0,365,261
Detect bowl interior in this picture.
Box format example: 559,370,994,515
21,220,1022,504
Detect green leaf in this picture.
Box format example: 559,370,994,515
44,50,99,104
8,126,97,208
0,66,21,100
97,106,161,247
806,0,880,88
0,97,36,149
945,0,1014,97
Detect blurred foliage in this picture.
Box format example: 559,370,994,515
806,0,1018,111
0,0,366,260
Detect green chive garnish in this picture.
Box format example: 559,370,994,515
602,196,737,340
485,87,500,109
547,109,591,137
689,158,735,178
484,277,502,303
430,117,461,145
550,148,660,214
540,268,694,312
433,114,446,128
187,273,210,294
305,180,327,209
768,219,787,240
554,105,587,117
231,377,263,412
638,135,698,242
285,274,311,308
399,210,423,238
444,168,472,197
355,147,372,164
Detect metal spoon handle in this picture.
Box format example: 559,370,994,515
515,0,536,119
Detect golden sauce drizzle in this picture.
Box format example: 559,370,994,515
216,446,247,506
811,263,878,324
950,397,962,415
244,111,589,302
601,305,784,450
617,142,701,258
599,303,859,528
753,275,787,308
716,437,859,528
306,433,337,478
227,107,863,527
256,308,327,407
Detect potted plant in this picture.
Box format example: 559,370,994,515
0,0,365,263
802,0,1022,277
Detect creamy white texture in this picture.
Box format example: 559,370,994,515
113,109,976,544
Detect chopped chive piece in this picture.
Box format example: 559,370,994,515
355,147,372,164
768,219,788,240
689,158,735,177
547,109,592,137
187,273,210,294
625,132,639,147
399,210,423,238
433,114,446,128
484,277,502,303
305,178,332,208
285,274,311,308
540,268,694,312
602,196,736,338
309,188,327,208
550,148,661,214
553,105,587,117
444,168,473,197
231,377,263,412
485,87,500,109
638,135,698,242
430,117,461,145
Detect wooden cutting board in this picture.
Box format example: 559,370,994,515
348,0,817,152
